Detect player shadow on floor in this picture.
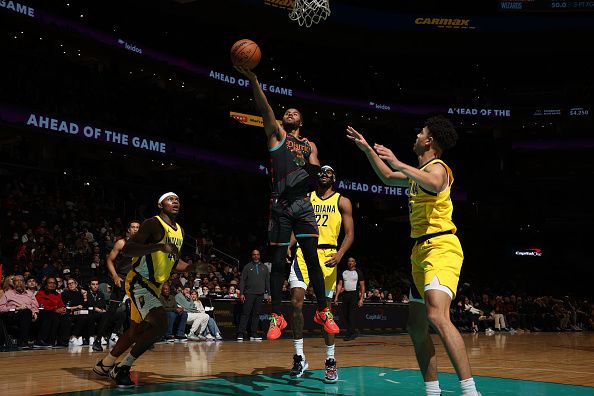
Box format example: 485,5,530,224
214,368,334,393
61,366,195,389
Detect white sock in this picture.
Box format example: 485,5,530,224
460,378,479,395
326,344,335,359
120,352,137,368
425,380,442,396
102,352,118,366
293,339,304,359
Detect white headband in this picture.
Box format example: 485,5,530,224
158,192,178,205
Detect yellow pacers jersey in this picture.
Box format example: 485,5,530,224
310,191,342,246
131,215,183,293
409,158,457,238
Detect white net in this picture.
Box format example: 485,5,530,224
289,0,331,28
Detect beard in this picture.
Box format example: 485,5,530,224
282,120,299,132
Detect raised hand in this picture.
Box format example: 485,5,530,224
234,65,257,81
374,143,402,170
346,126,371,152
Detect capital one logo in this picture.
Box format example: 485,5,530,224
515,248,543,257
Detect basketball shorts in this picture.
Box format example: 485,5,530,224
410,233,463,302
268,195,318,246
109,277,127,303
288,247,337,298
125,271,163,323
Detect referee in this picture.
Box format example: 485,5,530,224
334,257,365,341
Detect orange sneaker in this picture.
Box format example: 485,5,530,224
267,313,287,340
314,308,340,334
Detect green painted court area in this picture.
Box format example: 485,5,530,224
60,366,594,395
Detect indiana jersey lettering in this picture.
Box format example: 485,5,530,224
310,191,342,246
408,158,456,238
131,215,183,292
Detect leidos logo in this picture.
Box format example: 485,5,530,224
369,101,391,111
415,17,476,30
117,39,143,54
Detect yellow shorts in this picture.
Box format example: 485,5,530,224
288,247,337,298
411,233,463,300
125,271,162,323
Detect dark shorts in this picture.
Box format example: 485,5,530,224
268,196,318,245
110,282,127,302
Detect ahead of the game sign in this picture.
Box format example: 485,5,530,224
337,180,408,197
0,105,263,173
24,113,168,154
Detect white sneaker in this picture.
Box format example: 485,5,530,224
250,336,263,341
101,337,108,345
109,334,119,346
73,336,84,346
89,336,95,346
69,337,77,345
215,333,223,341
205,334,215,341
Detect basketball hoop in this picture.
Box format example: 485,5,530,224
289,0,330,28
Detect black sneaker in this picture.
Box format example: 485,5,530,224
236,334,244,342
109,364,135,388
289,354,309,379
324,358,338,383
92,359,114,377
34,340,52,348
92,340,103,352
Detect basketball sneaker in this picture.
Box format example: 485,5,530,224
266,313,287,340
313,308,340,334
93,359,114,377
289,354,309,379
109,364,134,388
92,339,103,352
324,358,338,383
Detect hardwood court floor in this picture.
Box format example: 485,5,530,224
1,332,593,395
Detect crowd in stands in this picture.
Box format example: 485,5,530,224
452,292,594,335
1,158,593,351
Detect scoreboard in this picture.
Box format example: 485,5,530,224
498,0,594,11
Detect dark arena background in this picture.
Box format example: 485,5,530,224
1,0,593,395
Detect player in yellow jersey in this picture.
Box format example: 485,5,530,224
347,116,481,396
93,192,199,388
288,165,354,382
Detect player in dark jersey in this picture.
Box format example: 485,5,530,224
92,221,140,352
235,66,339,340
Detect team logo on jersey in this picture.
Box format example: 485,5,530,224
286,138,310,167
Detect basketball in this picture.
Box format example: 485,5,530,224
230,39,261,70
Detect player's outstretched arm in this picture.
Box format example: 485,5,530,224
346,126,407,187
377,147,449,193
234,66,283,144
